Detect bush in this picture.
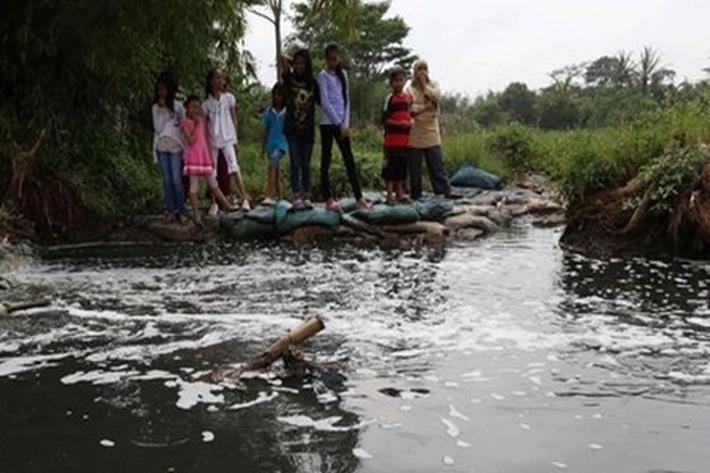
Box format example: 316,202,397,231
487,124,541,173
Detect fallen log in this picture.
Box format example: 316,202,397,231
0,299,51,317
248,315,325,370
209,316,325,382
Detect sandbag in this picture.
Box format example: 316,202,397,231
450,163,502,190
415,199,455,221
351,204,420,225
340,214,385,237
277,207,342,235
245,205,276,224
222,215,277,240
339,192,384,213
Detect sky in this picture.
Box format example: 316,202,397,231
244,0,710,97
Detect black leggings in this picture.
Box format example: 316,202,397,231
320,125,363,201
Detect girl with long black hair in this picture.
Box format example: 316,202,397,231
316,44,373,212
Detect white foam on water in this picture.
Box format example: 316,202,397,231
277,415,373,432
441,418,460,438
457,440,472,448
528,376,543,386
61,369,140,385
668,371,710,384
588,444,604,450
352,448,373,460
380,423,402,430
172,380,224,410
521,424,531,431
448,405,470,422
443,456,455,466
491,393,505,401
551,462,568,469
228,392,278,411
0,353,73,378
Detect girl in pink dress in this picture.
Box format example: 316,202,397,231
181,95,234,225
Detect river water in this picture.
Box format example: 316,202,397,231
1,227,709,473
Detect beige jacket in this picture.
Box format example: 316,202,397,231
405,80,441,149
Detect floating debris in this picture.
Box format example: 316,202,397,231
441,418,460,438
352,448,373,460
100,439,116,448
448,404,470,422
201,431,215,443
228,392,278,411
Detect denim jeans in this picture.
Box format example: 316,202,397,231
157,150,186,216
288,136,314,198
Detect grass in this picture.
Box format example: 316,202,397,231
236,102,710,205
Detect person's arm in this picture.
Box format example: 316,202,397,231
342,70,351,130
229,94,239,134
152,104,163,134
423,81,441,106
261,110,269,156
181,119,197,145
229,93,239,152
280,55,292,81
317,72,342,126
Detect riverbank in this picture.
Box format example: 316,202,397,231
113,181,564,250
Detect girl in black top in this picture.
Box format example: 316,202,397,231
281,50,319,210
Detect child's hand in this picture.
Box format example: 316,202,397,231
339,125,350,140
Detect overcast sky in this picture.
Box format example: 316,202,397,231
245,0,710,96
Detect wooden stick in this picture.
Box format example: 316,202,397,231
246,315,325,370
208,316,326,382
0,299,51,316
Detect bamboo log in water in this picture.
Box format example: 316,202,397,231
246,315,325,370
208,316,326,382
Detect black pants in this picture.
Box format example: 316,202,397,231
408,145,451,200
320,125,363,201
382,147,408,182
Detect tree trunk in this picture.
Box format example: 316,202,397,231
273,0,283,81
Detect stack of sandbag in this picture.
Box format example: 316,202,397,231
221,202,341,240
450,163,502,190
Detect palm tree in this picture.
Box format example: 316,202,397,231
638,46,661,94
612,50,636,88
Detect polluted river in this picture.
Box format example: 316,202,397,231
1,226,709,473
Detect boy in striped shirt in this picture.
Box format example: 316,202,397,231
382,67,413,204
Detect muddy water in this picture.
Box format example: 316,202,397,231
1,228,709,473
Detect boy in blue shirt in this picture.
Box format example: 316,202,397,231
262,83,288,205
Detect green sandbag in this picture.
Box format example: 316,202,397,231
351,204,420,225
340,213,384,236
278,209,342,235
415,199,455,221
339,192,384,213
450,163,502,190
245,205,276,224
274,200,341,235
221,214,277,240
